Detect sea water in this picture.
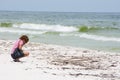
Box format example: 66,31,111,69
0,11,120,53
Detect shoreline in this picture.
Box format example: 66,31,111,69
0,39,120,80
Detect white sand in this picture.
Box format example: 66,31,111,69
0,39,120,80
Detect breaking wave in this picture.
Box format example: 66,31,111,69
0,22,13,27
78,25,119,32
12,23,78,32
0,22,120,33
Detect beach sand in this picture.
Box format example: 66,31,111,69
0,39,120,80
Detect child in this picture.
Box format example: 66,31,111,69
11,35,29,62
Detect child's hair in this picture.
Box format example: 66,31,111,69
19,35,29,43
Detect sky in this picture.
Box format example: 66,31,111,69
0,0,120,12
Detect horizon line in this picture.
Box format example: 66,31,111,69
0,10,120,13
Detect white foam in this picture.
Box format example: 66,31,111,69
13,23,78,32
60,33,120,42
0,28,47,34
78,33,120,42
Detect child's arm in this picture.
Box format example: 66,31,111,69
18,44,22,50
18,40,24,50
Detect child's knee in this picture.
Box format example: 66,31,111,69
26,52,29,56
24,51,29,56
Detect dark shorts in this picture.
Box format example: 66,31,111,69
11,48,24,59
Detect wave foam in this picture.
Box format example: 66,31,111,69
0,28,47,34
78,34,120,42
13,23,78,32
60,33,120,42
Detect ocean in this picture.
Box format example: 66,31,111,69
0,11,120,53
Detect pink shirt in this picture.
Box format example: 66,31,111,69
11,39,24,54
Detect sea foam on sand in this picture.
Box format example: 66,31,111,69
0,39,120,80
